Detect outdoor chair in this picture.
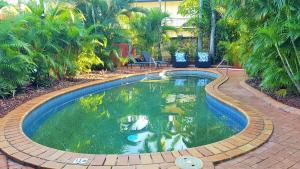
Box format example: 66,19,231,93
195,52,211,68
172,52,188,68
127,56,148,68
141,51,169,68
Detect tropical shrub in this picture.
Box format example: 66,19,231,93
76,0,142,70
0,1,102,97
126,8,175,60
0,0,7,8
218,0,300,94
165,39,180,63
0,10,35,97
179,38,197,61
178,0,227,63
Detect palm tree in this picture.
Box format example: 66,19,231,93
197,0,203,52
209,0,216,58
127,8,175,60
0,0,7,9
76,0,145,70
218,0,300,94
0,0,104,97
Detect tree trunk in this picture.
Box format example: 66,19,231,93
158,43,162,60
209,10,216,58
197,0,203,52
128,44,133,57
91,4,97,33
241,0,246,7
159,0,162,9
275,44,300,94
158,14,163,61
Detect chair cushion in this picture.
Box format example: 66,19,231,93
175,52,186,62
198,52,209,62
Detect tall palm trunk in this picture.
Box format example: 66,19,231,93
91,3,97,34
158,41,162,60
275,45,300,94
209,10,216,58
158,0,162,9
197,0,203,52
241,0,245,7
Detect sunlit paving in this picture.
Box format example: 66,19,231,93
0,0,299,169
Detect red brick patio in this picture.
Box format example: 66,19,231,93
216,69,300,169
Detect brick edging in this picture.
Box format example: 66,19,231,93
240,81,300,116
0,68,273,168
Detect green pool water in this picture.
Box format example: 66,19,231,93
31,75,240,154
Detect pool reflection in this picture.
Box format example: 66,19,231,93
30,76,243,154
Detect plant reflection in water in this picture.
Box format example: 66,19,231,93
31,76,243,154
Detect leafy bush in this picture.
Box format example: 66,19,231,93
0,1,105,98
179,38,197,61
126,8,175,60
0,17,35,98
218,0,300,94
166,40,180,63
0,55,34,98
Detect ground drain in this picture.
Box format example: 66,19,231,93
175,156,203,169
73,158,88,164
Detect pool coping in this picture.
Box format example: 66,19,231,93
0,68,273,168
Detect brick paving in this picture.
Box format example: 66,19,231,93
0,68,296,168
216,69,300,169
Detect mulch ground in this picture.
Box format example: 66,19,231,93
0,79,94,117
0,68,152,117
246,78,300,109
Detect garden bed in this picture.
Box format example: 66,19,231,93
246,78,300,109
0,79,94,117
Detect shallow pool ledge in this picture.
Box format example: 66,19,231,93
0,68,273,168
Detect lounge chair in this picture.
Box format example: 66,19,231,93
172,52,188,68
141,51,169,68
127,56,148,68
195,52,211,68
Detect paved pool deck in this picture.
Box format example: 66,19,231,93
0,68,298,168
216,69,300,169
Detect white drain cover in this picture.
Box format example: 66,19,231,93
175,156,203,169
73,158,88,164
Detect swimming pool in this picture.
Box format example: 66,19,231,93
23,70,247,154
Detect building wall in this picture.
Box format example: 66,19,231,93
133,1,182,19
131,1,194,38
132,1,185,27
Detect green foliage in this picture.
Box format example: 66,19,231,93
275,89,288,98
178,0,232,63
218,0,300,94
0,15,35,97
0,55,35,98
76,0,140,70
0,1,105,98
0,0,7,8
0,0,146,98
179,38,197,60
165,38,197,62
118,57,129,66
178,0,211,35
126,8,175,60
215,15,240,63
166,40,180,62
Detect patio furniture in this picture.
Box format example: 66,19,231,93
195,52,211,68
127,56,148,68
142,51,169,68
172,52,188,68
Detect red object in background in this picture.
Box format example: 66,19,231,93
113,43,136,58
